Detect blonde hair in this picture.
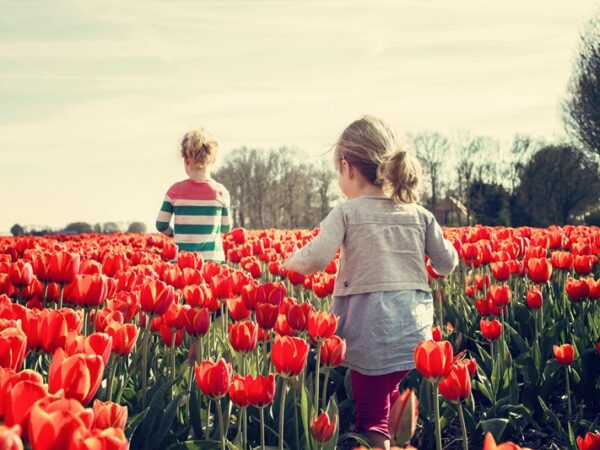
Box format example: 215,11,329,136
180,128,218,168
334,115,422,204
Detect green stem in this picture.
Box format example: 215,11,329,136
260,406,266,450
433,383,442,450
216,397,226,450
293,387,300,450
141,318,152,408
106,355,118,402
58,283,64,309
42,282,48,308
170,332,176,382
458,403,468,450
262,334,269,375
565,366,572,422
314,342,321,415
279,379,287,450
321,367,330,411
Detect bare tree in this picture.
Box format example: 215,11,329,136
563,14,600,158
411,131,450,210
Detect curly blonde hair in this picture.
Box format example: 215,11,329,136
180,128,218,168
334,115,422,204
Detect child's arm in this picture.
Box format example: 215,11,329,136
220,190,232,233
425,213,458,275
156,194,174,237
283,207,346,275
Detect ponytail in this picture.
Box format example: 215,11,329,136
379,148,422,204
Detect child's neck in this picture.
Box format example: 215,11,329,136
188,167,211,181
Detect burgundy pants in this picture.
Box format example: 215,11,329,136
350,369,410,439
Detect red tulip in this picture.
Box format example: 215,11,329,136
413,340,454,382
102,253,128,277
227,296,251,321
228,374,250,407
92,400,128,429
65,332,112,366
255,302,279,330
8,261,33,288
183,307,210,337
272,336,309,378
105,322,139,356
588,277,600,299
159,325,183,347
38,309,69,353
246,373,276,407
194,359,232,399
574,255,595,275
551,251,574,270
490,261,510,282
431,326,442,342
49,348,105,405
553,344,575,366
74,427,129,450
140,279,174,316
27,401,87,450
480,319,502,341
566,277,590,302
488,285,511,308
320,335,346,368
48,251,81,284
0,327,27,371
177,251,203,271
209,274,235,299
577,431,600,450
438,363,472,403
310,410,337,443
389,389,418,446
3,379,48,428
286,302,314,332
0,425,23,450
525,288,543,309
527,258,552,284
182,284,215,310
308,311,338,342
228,320,258,353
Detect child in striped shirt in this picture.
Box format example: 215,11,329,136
156,128,232,262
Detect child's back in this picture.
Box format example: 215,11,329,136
156,128,231,262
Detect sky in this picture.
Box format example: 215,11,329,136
0,0,597,234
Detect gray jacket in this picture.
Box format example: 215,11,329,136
286,196,458,296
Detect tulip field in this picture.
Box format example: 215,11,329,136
0,225,599,450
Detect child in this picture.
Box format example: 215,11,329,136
156,128,232,262
283,116,458,450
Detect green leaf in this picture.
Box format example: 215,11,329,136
126,408,149,438
300,384,314,450
478,418,509,441
150,392,186,450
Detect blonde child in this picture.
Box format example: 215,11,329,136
156,128,232,262
283,116,458,450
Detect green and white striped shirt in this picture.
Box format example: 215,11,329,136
156,178,232,261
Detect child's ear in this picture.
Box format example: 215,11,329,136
347,163,356,179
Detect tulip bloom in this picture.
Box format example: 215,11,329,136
0,425,23,450
438,363,472,403
8,261,33,288
480,319,502,341
271,336,309,378
228,320,258,354
3,380,48,428
490,261,510,282
526,257,552,284
566,277,590,302
431,326,442,342
75,427,129,450
525,289,543,309
310,410,337,443
140,279,175,316
389,389,418,446
49,348,105,405
27,402,88,450
0,327,27,371
413,340,454,383
194,359,232,399
183,308,210,337
274,314,294,337
488,285,511,308
286,302,314,331
577,432,600,450
320,335,346,368
48,251,81,285
308,311,338,342
92,400,128,429
105,322,139,356
553,344,575,366
228,374,250,408
227,296,251,321
255,302,279,330
574,255,595,275
551,251,574,270
246,373,276,407
38,309,69,354
65,332,112,366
